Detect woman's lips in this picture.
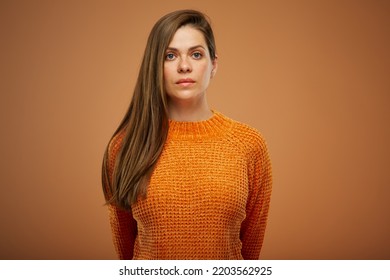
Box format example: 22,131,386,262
176,78,195,86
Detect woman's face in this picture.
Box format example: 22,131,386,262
163,25,217,105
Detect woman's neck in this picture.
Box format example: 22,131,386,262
167,97,213,122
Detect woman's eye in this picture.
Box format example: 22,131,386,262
165,53,175,60
192,52,202,59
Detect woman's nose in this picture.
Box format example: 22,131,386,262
178,58,192,73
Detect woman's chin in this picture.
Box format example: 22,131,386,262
167,91,203,103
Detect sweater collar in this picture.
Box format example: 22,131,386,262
167,110,234,140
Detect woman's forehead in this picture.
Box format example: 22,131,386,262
167,25,207,51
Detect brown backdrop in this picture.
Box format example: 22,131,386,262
0,0,389,259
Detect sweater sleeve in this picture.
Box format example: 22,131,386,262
240,134,272,260
107,204,137,260
104,132,137,260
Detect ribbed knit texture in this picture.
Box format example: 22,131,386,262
105,111,272,260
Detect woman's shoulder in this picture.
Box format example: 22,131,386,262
107,129,127,160
220,112,269,155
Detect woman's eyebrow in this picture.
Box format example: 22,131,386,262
166,45,206,52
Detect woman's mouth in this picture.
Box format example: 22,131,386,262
176,78,195,86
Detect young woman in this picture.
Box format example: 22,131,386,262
102,9,272,260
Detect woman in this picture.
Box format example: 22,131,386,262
102,9,272,260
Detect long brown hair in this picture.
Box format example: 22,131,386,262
101,10,217,210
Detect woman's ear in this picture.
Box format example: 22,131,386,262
211,55,218,78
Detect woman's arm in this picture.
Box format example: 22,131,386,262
240,136,273,260
104,131,137,260
107,204,137,260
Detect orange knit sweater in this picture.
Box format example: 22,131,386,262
105,111,272,260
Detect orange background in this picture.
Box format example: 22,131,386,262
0,0,389,259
